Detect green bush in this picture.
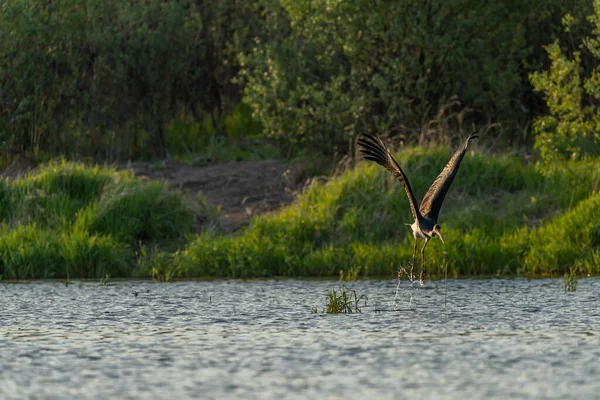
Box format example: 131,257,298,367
59,229,130,279
2,0,594,161
0,161,206,279
0,224,63,279
1,161,115,227
524,193,600,275
239,0,592,153
530,0,600,161
77,180,196,245
0,0,267,160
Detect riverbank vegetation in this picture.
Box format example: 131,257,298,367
1,0,600,280
0,162,204,279
165,150,600,279
1,153,598,280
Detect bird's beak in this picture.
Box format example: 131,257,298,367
437,230,444,244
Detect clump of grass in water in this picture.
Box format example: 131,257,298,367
100,273,111,286
317,284,367,314
564,264,579,292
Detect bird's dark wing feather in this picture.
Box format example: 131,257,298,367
419,132,478,221
357,134,421,221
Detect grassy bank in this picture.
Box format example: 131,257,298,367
1,151,599,280
168,148,600,279
0,161,203,279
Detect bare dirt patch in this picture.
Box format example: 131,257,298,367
126,159,306,232
1,157,307,232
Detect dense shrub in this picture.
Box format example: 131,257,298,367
0,162,206,279
239,0,593,153
0,0,596,160
0,0,266,161
77,180,196,244
530,0,600,161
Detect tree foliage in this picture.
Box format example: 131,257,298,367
0,0,264,161
0,0,596,160
239,0,592,153
530,0,600,161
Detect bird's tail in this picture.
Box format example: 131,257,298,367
357,134,393,169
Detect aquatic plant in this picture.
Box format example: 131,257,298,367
339,268,359,282
100,273,111,286
136,245,178,282
321,284,368,314
564,265,579,292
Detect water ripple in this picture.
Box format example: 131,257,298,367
1,278,599,399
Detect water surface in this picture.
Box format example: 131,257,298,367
1,278,599,399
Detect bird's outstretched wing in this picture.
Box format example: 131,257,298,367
419,132,478,221
357,134,421,221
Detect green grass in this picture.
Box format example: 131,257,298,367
0,162,114,227
0,160,205,279
2,150,600,280
170,147,600,279
173,136,282,165
0,224,128,279
314,284,368,313
564,264,580,292
75,180,196,244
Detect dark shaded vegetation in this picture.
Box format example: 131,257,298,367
0,0,266,162
0,0,597,162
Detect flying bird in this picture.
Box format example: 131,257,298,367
357,133,478,285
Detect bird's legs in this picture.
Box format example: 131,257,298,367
420,237,430,286
411,238,418,281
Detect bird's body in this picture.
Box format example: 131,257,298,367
357,133,478,285
410,218,436,240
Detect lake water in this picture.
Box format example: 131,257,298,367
1,278,598,399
